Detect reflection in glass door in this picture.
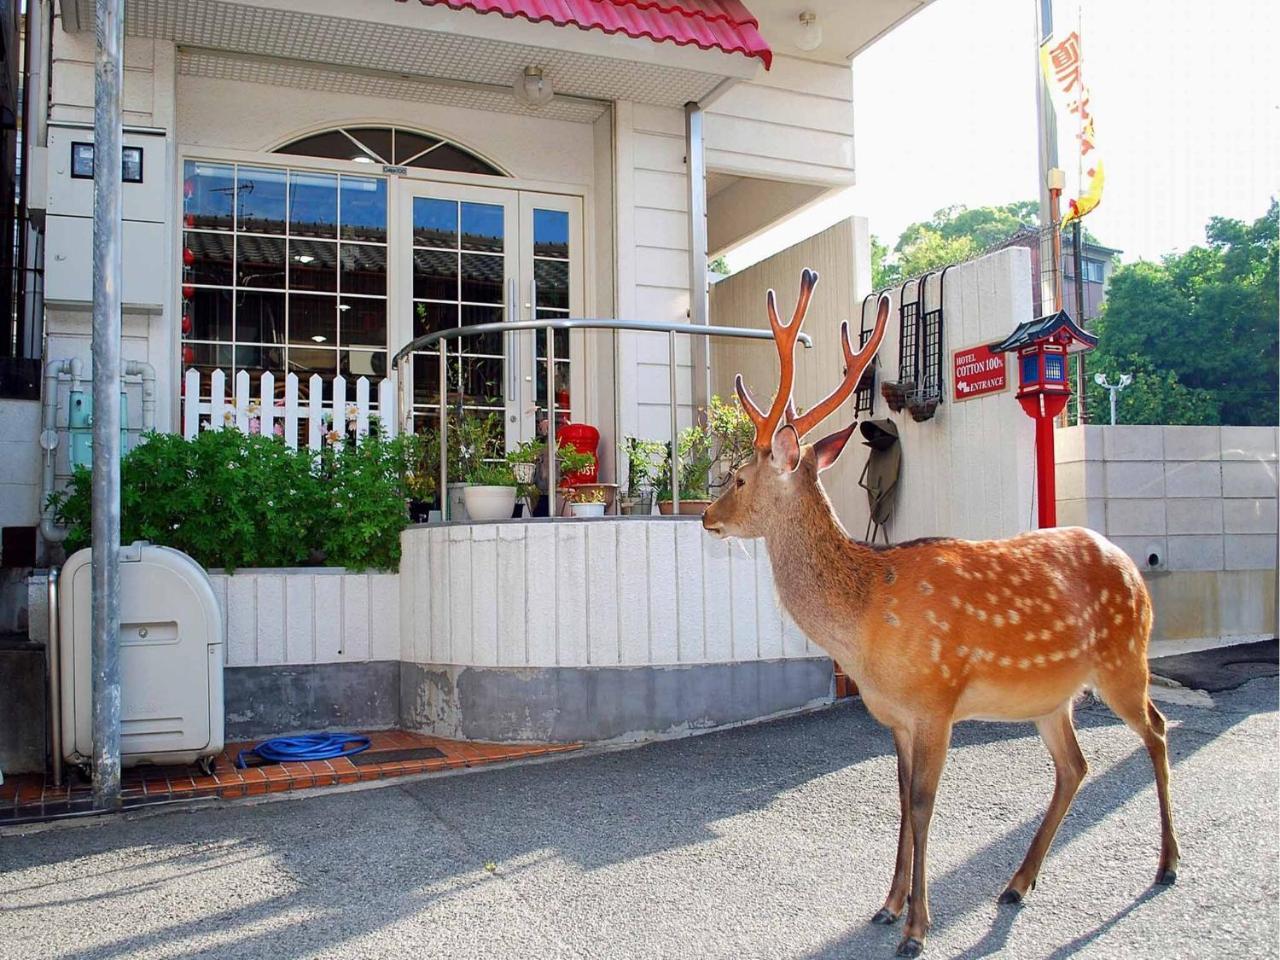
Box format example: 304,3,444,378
404,185,518,447
519,194,583,441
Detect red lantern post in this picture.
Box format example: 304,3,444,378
988,311,1097,528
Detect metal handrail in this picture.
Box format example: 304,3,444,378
391,317,813,518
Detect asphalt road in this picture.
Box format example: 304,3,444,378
2,677,1276,960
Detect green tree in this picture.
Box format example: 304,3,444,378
1088,201,1277,426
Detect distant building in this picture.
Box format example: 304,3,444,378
997,226,1121,323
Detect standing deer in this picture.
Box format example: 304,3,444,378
702,269,1179,958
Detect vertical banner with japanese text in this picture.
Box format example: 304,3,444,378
1040,14,1103,227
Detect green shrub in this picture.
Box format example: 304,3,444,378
49,428,416,572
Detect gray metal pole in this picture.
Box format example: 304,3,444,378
1072,219,1087,424
90,0,124,811
437,344,447,518
546,328,557,512
1110,386,1118,426
669,330,680,512
684,102,710,416
1033,0,1059,313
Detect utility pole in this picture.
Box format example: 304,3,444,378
1072,219,1087,423
91,0,124,810
1094,372,1132,426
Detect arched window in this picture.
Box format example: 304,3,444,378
275,126,505,177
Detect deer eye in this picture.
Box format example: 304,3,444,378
736,475,746,488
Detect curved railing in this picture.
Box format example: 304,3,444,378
391,318,812,515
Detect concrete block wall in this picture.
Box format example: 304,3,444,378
1056,424,1278,648
1056,425,1278,573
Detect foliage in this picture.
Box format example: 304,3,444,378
467,461,517,486
403,430,439,503
708,256,730,277
705,394,756,481
49,428,417,572
452,412,505,477
1075,353,1219,426
314,431,419,571
507,438,545,464
557,447,596,477
1087,201,1277,425
620,436,665,495
569,486,607,504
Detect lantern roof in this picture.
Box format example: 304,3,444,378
987,310,1098,355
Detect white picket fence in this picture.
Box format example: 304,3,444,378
182,369,398,450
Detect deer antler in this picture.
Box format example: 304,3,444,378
786,294,890,440
736,269,818,451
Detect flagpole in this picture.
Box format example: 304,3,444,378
1033,0,1060,316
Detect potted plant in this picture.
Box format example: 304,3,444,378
404,430,440,522
557,446,596,485
507,438,544,485
568,486,607,518
448,412,503,521
462,461,519,522
619,436,663,515
657,395,755,516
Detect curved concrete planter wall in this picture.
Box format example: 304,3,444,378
398,519,834,742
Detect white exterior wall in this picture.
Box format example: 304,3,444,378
206,570,400,667
613,101,695,444
705,55,855,187
398,521,821,669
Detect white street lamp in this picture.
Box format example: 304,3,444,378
1094,372,1133,425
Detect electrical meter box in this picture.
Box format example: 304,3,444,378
42,123,169,308
66,390,130,469
60,542,224,769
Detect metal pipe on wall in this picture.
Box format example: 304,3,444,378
46,567,62,787
684,102,710,419
90,0,124,811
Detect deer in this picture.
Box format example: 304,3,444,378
702,269,1179,958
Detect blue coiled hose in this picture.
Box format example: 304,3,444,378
236,732,372,769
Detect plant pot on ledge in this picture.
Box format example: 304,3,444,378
658,499,712,516
880,379,914,413
463,485,518,522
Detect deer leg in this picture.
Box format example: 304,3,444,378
1095,671,1181,885
873,728,914,924
999,704,1087,904
896,723,951,959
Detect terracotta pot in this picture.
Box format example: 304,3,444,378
658,499,712,516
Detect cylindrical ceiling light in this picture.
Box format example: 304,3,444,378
796,11,823,52
514,66,553,107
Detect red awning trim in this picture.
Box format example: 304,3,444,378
399,0,772,69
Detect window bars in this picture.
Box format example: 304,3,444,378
876,267,949,422
855,293,882,418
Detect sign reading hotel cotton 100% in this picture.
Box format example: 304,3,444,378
952,343,1009,401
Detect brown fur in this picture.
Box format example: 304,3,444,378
704,272,1179,958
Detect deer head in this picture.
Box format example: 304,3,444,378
703,271,889,540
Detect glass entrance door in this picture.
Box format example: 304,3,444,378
399,183,582,449
401,182,520,447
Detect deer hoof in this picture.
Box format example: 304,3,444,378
1155,867,1178,886
997,888,1023,905
871,908,900,925
896,936,926,957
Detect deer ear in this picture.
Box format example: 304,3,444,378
770,423,802,472
813,421,857,472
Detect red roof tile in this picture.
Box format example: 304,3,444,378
400,0,772,68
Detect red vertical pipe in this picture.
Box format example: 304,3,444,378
1035,405,1057,528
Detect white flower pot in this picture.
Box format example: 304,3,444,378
463,485,518,522
569,502,606,518
447,482,471,522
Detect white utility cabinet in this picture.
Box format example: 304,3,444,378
60,542,224,769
